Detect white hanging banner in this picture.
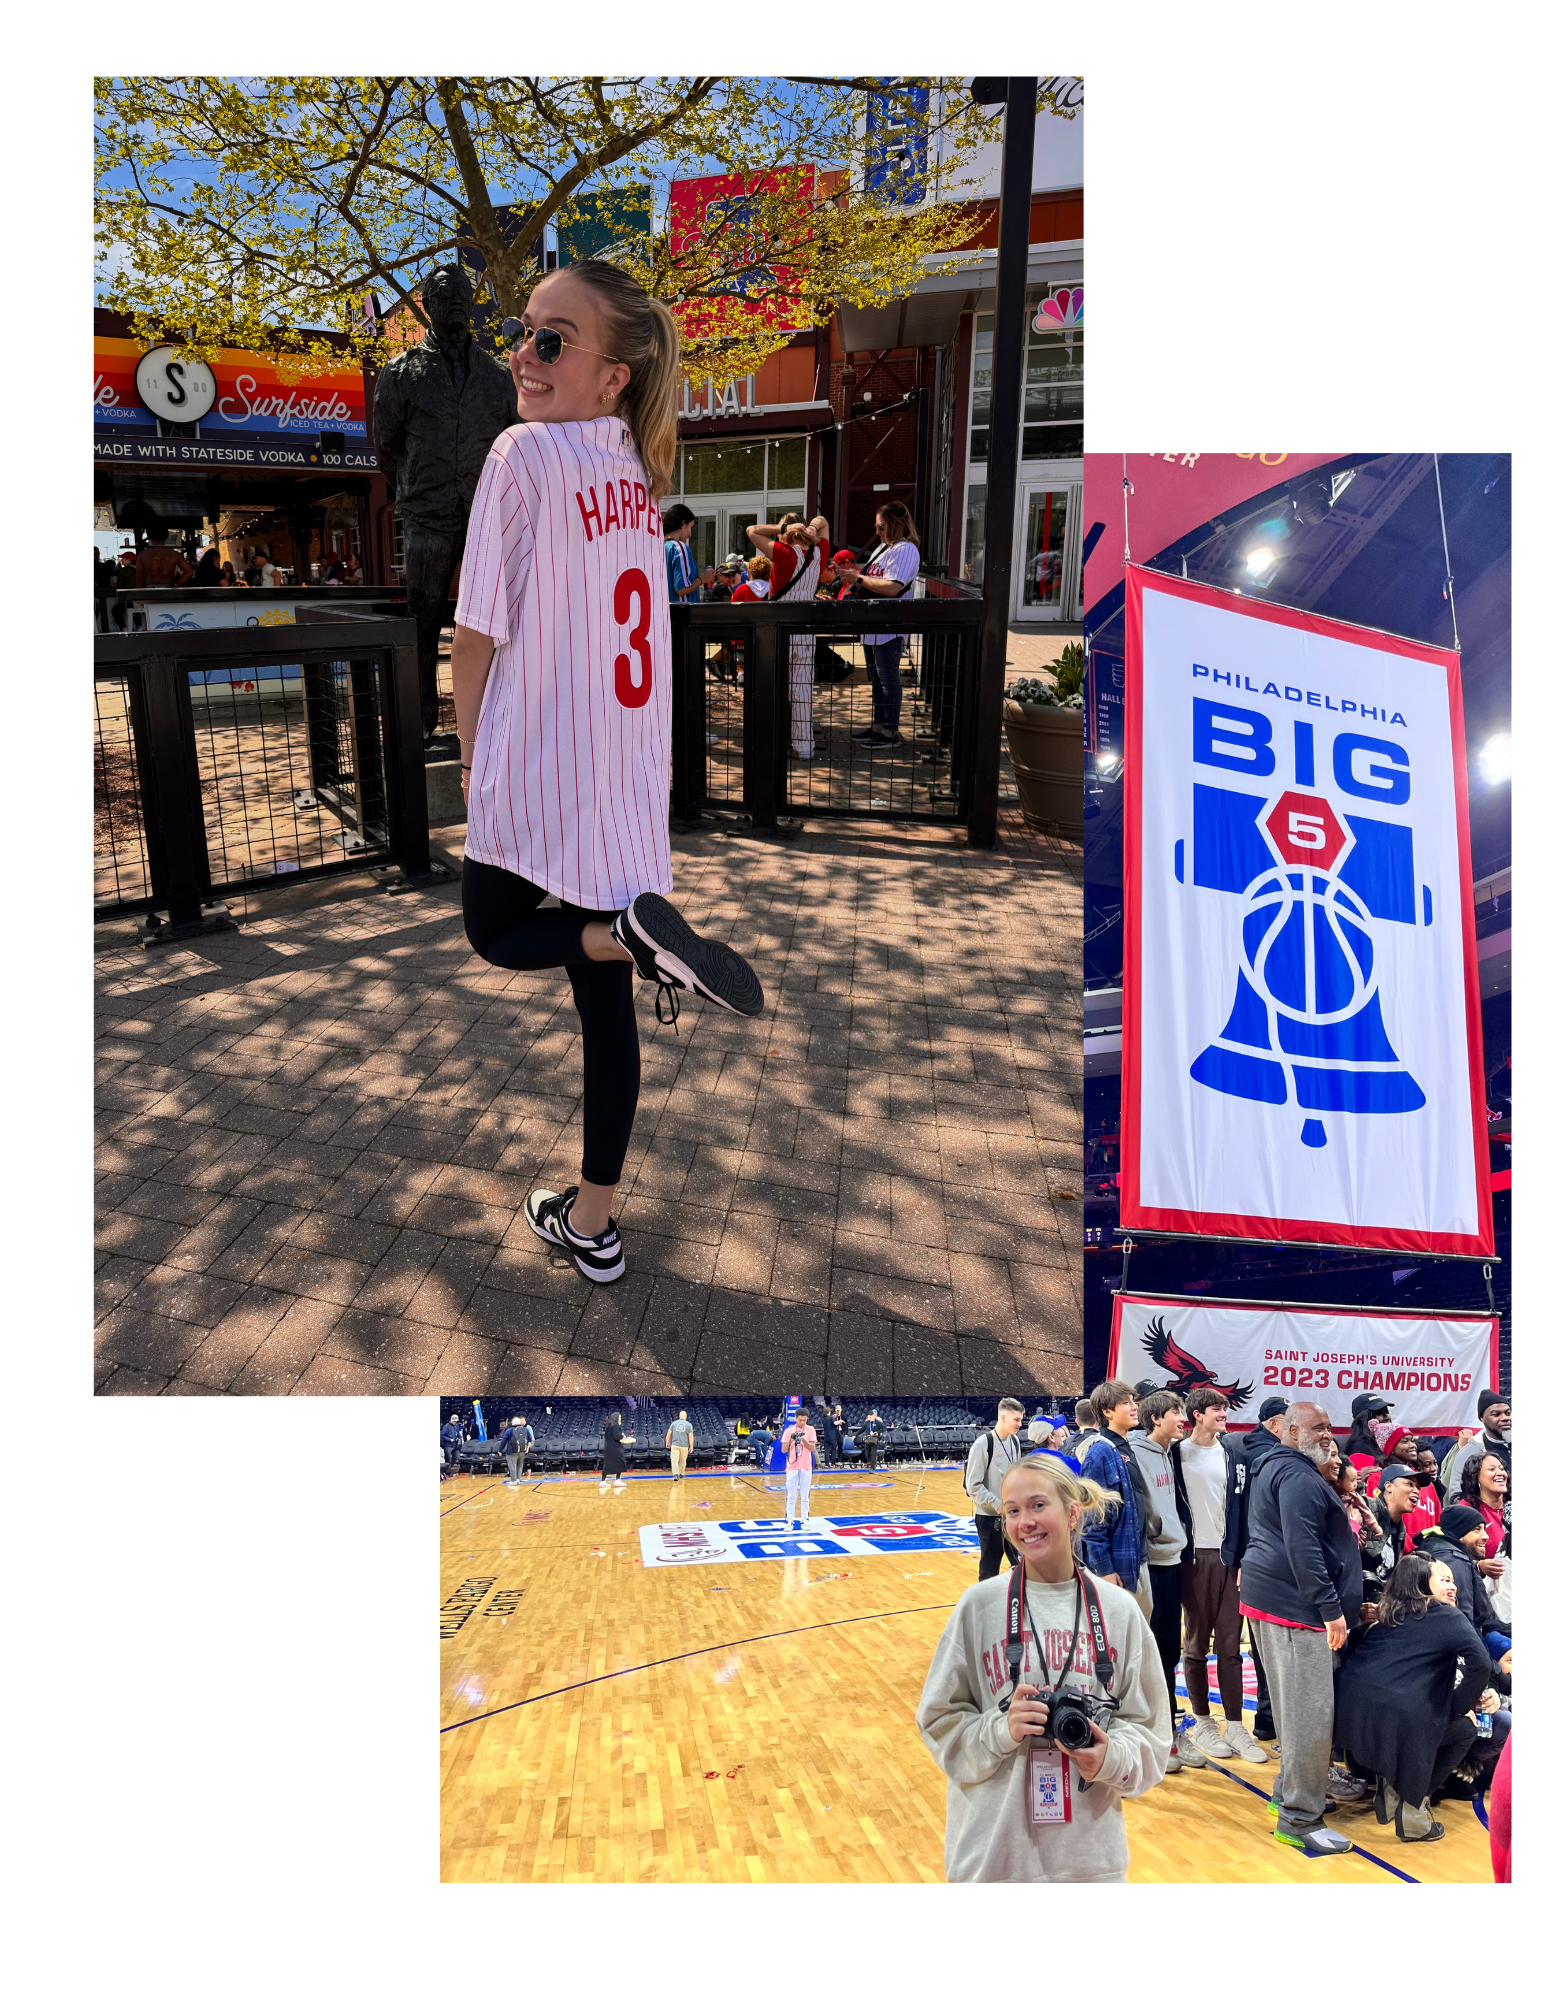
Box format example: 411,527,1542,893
1121,566,1492,1254
1109,1293,1499,1432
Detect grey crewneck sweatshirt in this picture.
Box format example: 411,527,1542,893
916,1569,1171,1882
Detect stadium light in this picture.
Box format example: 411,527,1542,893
1478,734,1511,785
1245,546,1274,576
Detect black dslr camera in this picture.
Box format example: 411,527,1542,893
1031,1684,1119,1752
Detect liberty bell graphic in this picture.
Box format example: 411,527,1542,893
1186,776,1425,1149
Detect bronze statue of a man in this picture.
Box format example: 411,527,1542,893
372,265,519,742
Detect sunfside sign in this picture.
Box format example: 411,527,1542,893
1121,567,1491,1254
94,335,368,440
1109,1294,1498,1433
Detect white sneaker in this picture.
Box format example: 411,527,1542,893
616,1480,626,1489
1224,1719,1269,1763
1175,1730,1209,1769
1193,1717,1231,1758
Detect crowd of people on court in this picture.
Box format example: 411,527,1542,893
932,1385,1513,1879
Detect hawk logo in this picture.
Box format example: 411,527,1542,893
1141,1315,1254,1408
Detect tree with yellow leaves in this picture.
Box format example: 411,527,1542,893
94,76,1074,382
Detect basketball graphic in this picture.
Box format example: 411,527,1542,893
1190,791,1425,1147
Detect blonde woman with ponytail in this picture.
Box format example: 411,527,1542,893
451,260,764,1286
916,1451,1171,1881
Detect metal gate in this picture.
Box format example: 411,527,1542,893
670,591,993,840
93,607,431,934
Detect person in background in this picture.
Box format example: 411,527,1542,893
1178,1386,1266,1763
747,1418,775,1469
498,1411,533,1483
1402,1441,1446,1543
599,1411,635,1493
1412,1506,1511,1659
916,1454,1170,1883
1067,1400,1099,1464
834,502,922,752
1414,1439,1445,1485
1220,1394,1289,1741
731,552,773,603
780,1405,821,1531
1343,1393,1393,1469
1444,1390,1512,1492
440,1412,464,1479
1457,1451,1510,1562
1130,1389,1195,1774
963,1397,1026,1580
747,512,830,762
218,560,240,588
1356,1457,1421,1604
662,504,702,602
1336,1456,1392,1608
134,527,194,589
1422,1554,1511,1802
1489,1725,1512,1883
862,1408,884,1470
191,547,221,586
1237,1400,1365,1857
666,1408,695,1481
1334,1552,1493,1842
1078,1381,1153,1612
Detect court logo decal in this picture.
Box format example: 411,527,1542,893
637,1510,978,1568
441,1575,496,1638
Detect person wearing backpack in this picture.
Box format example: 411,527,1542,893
497,1413,534,1483
964,1398,1027,1579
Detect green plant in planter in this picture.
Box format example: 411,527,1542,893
1008,641,1085,710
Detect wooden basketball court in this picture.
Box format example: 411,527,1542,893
441,1466,1495,1885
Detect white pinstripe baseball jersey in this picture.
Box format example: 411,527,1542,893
456,415,673,910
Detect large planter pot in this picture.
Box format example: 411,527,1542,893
1002,698,1084,840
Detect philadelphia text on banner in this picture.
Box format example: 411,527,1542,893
1108,1293,1499,1433
1120,567,1492,1255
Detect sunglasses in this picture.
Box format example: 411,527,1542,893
501,316,620,365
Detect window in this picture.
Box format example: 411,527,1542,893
963,483,987,585
967,314,995,464
967,308,1083,463
768,436,806,490
683,441,767,495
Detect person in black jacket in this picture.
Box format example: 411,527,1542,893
498,1413,534,1483
1335,1553,1492,1841
1220,1396,1288,1741
1411,1508,1511,1656
1238,1401,1365,1859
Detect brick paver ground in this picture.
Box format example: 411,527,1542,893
95,727,1080,1399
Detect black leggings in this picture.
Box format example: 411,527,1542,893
461,854,639,1187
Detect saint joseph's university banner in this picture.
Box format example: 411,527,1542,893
1121,567,1492,1255
1109,1293,1498,1433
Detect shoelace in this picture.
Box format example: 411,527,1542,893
653,983,681,1031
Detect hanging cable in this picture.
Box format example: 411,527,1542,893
1483,1263,1495,1315
1121,453,1131,562
1433,452,1462,652
1120,1235,1133,1296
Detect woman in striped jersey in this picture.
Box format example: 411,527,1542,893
450,261,764,1285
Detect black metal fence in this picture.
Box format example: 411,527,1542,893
107,583,410,636
669,589,994,842
93,606,431,935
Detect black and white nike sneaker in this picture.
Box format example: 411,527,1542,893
611,892,764,1026
523,1185,626,1283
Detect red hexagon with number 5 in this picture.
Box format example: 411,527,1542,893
1264,790,1347,872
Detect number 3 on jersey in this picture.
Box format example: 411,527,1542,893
613,567,653,709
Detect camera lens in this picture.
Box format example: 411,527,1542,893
1055,1706,1093,1751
